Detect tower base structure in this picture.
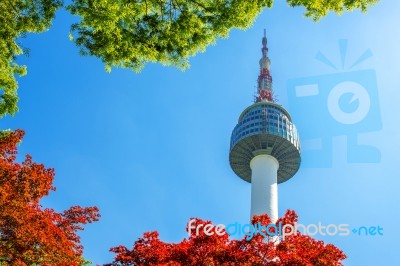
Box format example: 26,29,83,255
250,154,279,222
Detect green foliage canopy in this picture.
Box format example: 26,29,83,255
0,0,62,118
67,0,273,72
287,0,379,21
0,0,379,118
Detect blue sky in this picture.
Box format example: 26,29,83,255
3,1,400,264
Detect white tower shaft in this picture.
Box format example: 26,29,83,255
250,155,279,223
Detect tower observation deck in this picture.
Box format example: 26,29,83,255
229,30,301,222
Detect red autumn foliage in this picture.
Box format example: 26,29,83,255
0,129,100,265
106,210,346,266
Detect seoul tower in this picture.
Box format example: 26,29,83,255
229,30,301,222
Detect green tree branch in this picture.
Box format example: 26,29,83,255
0,0,379,118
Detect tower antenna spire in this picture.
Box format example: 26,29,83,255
257,29,273,102
262,29,267,57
